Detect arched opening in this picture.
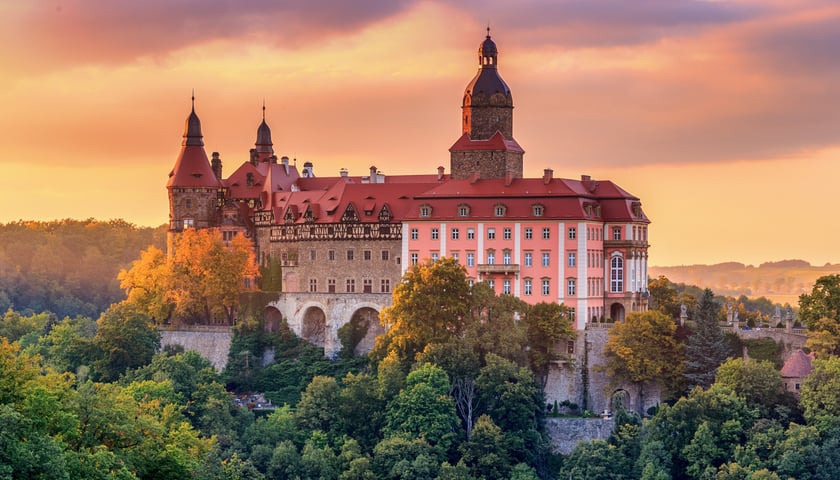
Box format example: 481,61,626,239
610,303,625,323
263,306,283,333
301,306,327,348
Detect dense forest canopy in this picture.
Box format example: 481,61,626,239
0,219,166,318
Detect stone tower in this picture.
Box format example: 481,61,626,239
450,30,524,180
166,97,222,252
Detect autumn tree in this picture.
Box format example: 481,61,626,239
684,288,729,391
799,275,840,357
602,310,684,411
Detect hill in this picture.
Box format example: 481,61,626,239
650,260,840,306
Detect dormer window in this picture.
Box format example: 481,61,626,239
420,205,432,217
532,204,544,217
494,204,507,217
458,204,470,217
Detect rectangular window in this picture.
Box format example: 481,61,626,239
525,227,533,240
503,279,511,295
568,279,576,296
524,279,532,295
467,228,475,240
431,252,439,262
328,278,336,293
542,252,550,267
487,228,496,240
328,250,336,261
459,206,469,217
381,279,391,293
542,227,551,239
431,228,439,240
567,340,575,354
451,252,460,262
487,251,495,265
183,219,194,229
487,279,495,289
568,227,576,239
363,278,372,293
381,250,390,261
613,227,621,241
568,252,576,267
542,279,550,296
503,251,511,265
451,228,459,240
411,228,419,240
411,252,419,265
309,279,317,292
310,250,317,261
467,252,475,267
503,228,511,240
346,278,355,293
347,250,354,261
364,250,372,261
524,252,533,267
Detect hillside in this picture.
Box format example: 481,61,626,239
650,260,840,306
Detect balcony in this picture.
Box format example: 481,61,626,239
477,264,520,275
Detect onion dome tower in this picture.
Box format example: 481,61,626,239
166,95,222,251
254,102,275,162
450,29,524,180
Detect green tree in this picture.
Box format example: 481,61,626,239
459,414,510,479
685,289,728,391
649,275,681,319
296,375,341,434
558,439,632,479
602,310,684,411
799,275,840,357
92,303,160,382
714,358,786,416
524,302,575,387
800,356,840,432
374,258,471,366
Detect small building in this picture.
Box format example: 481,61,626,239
780,349,814,399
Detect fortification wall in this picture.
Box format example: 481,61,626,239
545,418,615,455
160,327,233,371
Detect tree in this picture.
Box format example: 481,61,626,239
117,245,173,323
523,302,575,387
374,258,471,366
459,414,510,480
799,275,840,357
684,289,728,391
800,356,840,433
649,275,681,319
714,358,785,416
602,310,684,411
92,303,160,382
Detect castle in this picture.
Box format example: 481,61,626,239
167,31,651,359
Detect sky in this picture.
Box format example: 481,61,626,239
1,0,839,267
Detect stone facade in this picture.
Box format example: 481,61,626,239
449,149,523,181
545,418,615,455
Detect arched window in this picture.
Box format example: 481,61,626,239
610,255,624,293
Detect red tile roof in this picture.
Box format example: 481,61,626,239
781,349,815,378
167,145,222,188
449,132,524,153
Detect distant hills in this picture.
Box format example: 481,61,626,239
650,260,840,306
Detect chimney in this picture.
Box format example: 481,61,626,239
437,166,445,181
211,152,223,180
543,168,554,184
281,156,289,166
370,165,377,183
581,174,591,182
249,148,258,166
340,168,349,178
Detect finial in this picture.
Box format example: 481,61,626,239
262,99,266,120
486,24,491,38
191,89,195,111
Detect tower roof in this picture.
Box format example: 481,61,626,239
465,30,510,97
167,97,221,188
255,103,274,155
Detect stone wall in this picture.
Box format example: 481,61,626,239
545,417,615,455
160,327,233,371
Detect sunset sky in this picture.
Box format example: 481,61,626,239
1,0,839,267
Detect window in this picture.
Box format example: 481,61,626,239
420,206,431,217
328,278,336,293
524,279,533,295
328,250,335,261
613,227,622,241
381,250,390,261
381,279,391,293
310,250,317,261
524,252,533,267
467,252,475,267
363,278,372,293
411,228,419,240
183,218,194,229
567,340,575,354
568,252,576,267
185,198,192,209
542,252,550,267
503,250,511,265
503,279,511,295
568,279,576,296
468,279,475,288
459,205,469,217
487,228,496,240
610,256,624,293
542,227,551,239
542,278,550,296
346,278,355,293
503,228,511,240
525,227,533,240
451,228,460,240
309,279,317,292
495,205,506,217
487,279,495,289
467,228,475,240
568,227,576,239
410,253,419,265
347,250,354,261
363,250,371,261
533,205,544,217
431,228,439,240
431,252,439,262
487,250,495,265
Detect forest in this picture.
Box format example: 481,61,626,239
3,221,840,479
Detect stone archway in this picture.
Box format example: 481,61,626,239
351,307,385,355
263,306,283,333
300,306,327,347
610,302,625,323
